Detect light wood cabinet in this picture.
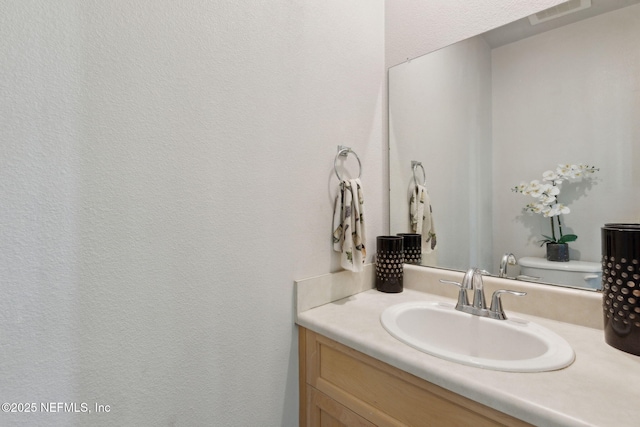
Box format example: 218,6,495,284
299,326,533,427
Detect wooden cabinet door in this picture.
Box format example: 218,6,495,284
308,386,377,427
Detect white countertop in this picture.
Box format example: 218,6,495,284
296,283,640,427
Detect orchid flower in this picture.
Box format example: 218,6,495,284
512,164,599,245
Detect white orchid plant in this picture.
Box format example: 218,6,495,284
512,164,599,246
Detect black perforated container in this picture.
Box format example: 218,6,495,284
375,236,403,293
397,233,421,265
602,224,640,356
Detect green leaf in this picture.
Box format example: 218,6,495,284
558,234,578,243
538,238,555,247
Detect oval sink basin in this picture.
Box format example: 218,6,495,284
380,301,575,372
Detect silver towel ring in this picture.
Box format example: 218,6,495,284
412,161,427,186
334,145,362,180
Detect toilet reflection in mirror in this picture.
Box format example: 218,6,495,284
518,257,602,290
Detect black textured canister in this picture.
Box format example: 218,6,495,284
602,224,640,356
397,233,422,265
375,236,404,293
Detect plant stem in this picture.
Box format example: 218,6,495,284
557,215,564,239
550,217,556,241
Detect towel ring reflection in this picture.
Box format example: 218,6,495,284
334,145,362,180
412,161,427,186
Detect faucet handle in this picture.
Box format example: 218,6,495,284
489,290,526,320
438,279,469,308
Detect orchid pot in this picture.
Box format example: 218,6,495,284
546,242,569,262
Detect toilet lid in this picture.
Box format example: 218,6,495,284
519,256,601,273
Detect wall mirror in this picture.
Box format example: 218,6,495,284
389,0,640,290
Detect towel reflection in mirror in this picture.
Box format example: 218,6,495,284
410,184,437,253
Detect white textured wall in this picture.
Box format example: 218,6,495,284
492,4,640,264
0,1,384,426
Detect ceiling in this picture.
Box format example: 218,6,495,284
482,0,640,48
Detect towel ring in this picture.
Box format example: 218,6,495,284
412,161,427,186
334,145,362,180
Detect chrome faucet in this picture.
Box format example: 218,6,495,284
498,253,517,278
462,267,486,311
440,267,526,320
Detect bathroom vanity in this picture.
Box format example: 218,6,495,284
295,265,640,426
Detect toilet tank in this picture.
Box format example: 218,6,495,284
519,256,602,290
